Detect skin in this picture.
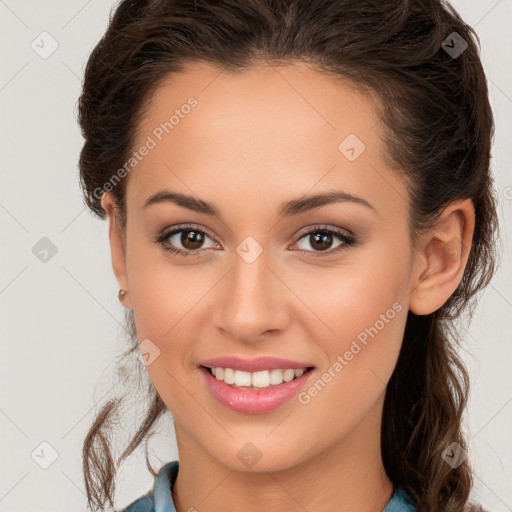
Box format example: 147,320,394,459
100,61,475,512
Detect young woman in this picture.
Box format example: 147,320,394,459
78,0,500,511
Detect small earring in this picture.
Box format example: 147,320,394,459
118,289,128,302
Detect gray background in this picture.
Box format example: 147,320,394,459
1,1,511,511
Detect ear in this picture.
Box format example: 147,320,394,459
100,193,132,309
409,198,475,315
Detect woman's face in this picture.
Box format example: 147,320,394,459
103,61,421,472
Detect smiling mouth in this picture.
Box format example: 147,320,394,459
200,365,315,390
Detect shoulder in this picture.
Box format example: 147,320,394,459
383,487,417,511
118,492,154,512
389,487,492,512
116,460,179,512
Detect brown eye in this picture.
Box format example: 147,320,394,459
292,226,357,256
156,225,217,257
308,231,335,251
180,229,205,250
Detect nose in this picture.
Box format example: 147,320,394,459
212,249,292,343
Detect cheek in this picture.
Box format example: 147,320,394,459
124,250,195,391
290,261,408,438
126,249,206,412
126,232,201,336
291,250,406,338
286,249,408,387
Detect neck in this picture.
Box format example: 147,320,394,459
172,394,393,512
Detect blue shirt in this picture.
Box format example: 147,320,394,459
119,460,417,512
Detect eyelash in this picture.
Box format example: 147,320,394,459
154,223,358,258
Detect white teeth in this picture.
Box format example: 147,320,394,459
252,370,270,388
207,366,309,388
223,367,235,384
234,370,252,387
283,369,296,382
269,369,284,385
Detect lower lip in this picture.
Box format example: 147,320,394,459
199,366,315,414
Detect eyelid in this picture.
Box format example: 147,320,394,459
156,223,220,251
289,224,357,256
156,223,357,257
159,223,217,241
293,223,354,242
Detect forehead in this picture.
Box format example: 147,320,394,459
137,60,384,152
128,61,409,223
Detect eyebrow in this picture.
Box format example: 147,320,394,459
143,189,376,217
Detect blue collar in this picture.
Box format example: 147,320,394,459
123,460,417,512
153,460,179,512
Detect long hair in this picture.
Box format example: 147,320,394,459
77,1,500,510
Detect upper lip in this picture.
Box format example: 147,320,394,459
199,356,315,373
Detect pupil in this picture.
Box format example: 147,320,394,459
311,231,332,251
182,230,204,250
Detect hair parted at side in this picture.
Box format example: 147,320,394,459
77,0,500,510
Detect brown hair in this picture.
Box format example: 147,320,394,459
78,0,500,510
